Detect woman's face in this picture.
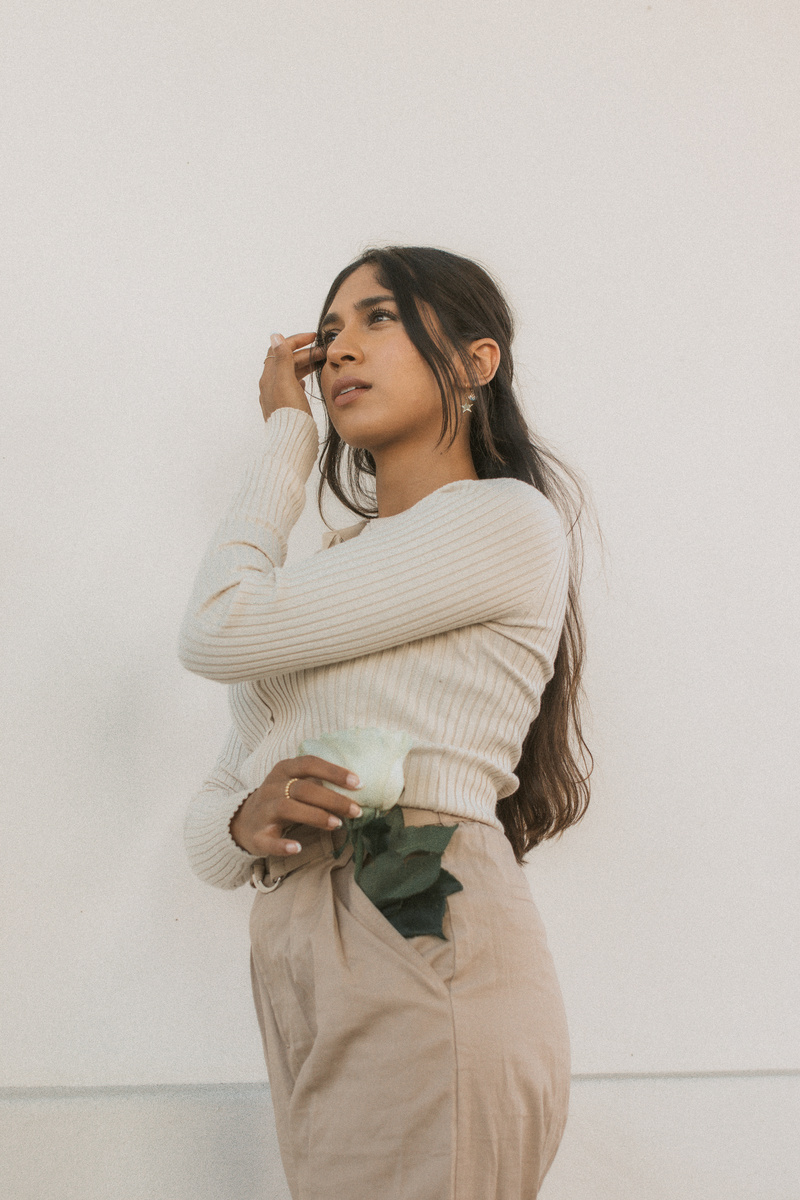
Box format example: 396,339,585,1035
318,263,458,453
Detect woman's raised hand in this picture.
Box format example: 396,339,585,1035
259,331,327,423
229,755,364,858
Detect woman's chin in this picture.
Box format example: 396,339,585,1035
331,416,400,453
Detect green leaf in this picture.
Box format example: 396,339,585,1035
434,867,464,898
354,828,366,875
388,823,457,858
378,869,465,939
383,805,406,837
380,890,449,939
359,815,393,861
357,848,442,904
339,805,465,941
348,807,380,828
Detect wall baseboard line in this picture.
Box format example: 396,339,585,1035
571,1068,800,1082
2,1069,798,1101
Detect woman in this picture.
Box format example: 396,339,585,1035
178,245,594,1200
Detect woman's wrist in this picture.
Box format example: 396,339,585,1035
230,793,257,854
263,398,314,422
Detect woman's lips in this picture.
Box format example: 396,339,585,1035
334,386,371,407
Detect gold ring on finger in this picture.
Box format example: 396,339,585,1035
284,777,300,801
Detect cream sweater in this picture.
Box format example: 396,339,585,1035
178,406,570,889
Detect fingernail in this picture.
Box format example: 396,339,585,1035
327,815,342,828
270,333,282,348
287,842,302,853
346,773,361,788
349,803,363,818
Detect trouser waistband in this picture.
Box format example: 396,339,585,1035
249,806,463,892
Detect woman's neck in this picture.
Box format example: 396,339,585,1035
372,442,479,519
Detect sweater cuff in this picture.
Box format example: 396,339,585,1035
225,406,319,540
184,786,261,890
264,405,320,473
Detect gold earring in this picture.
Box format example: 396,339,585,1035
462,392,476,413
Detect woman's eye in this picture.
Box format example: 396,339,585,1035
319,307,396,347
368,307,395,322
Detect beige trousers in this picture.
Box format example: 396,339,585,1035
249,806,571,1200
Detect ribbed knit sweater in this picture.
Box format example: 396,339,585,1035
177,406,570,889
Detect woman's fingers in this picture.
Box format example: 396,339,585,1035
256,782,360,859
284,777,362,824
282,754,360,787
259,332,315,420
279,330,318,349
263,332,318,366
235,755,364,858
292,343,326,381
263,333,326,379
282,794,346,831
250,827,303,859
261,821,304,857
301,344,327,376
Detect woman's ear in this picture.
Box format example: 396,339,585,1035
468,338,501,388
450,338,500,390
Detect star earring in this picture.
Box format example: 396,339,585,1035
462,392,476,413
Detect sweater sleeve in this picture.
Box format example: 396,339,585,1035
183,720,261,890
177,405,569,685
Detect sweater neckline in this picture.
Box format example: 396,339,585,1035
368,476,483,524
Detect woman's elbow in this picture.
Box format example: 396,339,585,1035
177,621,280,684
177,619,239,682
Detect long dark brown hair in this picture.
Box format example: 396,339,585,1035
308,245,597,865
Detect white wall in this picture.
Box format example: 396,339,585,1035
2,0,798,1191
4,1076,800,1200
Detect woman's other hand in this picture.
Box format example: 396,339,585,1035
229,755,363,857
259,331,326,422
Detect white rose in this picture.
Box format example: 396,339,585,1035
298,727,415,815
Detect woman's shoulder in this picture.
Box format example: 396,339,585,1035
319,477,565,550
411,475,565,535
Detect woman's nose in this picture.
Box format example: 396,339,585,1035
325,330,362,364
